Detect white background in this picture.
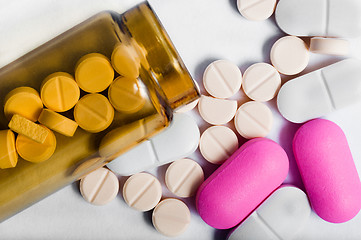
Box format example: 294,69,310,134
1,0,361,239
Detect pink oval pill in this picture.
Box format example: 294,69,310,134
293,119,361,223
196,138,289,229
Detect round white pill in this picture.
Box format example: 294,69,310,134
165,158,204,198
152,198,191,237
175,81,201,113
122,172,162,212
237,0,277,21
176,81,200,113
198,95,238,125
310,37,349,56
242,63,281,102
80,167,119,205
175,99,199,113
199,126,239,164
270,36,309,75
234,101,273,139
73,157,106,180
203,60,242,99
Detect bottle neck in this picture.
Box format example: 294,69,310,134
121,2,200,111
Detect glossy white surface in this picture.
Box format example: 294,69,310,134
277,59,361,123
228,186,311,240
275,0,361,38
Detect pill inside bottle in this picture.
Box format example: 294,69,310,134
0,2,199,222
4,87,43,122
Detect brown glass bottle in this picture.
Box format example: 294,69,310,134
0,2,199,221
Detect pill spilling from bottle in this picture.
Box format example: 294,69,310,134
1,0,361,239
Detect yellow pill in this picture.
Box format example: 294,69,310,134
41,72,80,112
0,130,18,169
38,109,78,137
8,114,49,144
4,87,43,122
111,43,141,78
108,76,145,113
16,126,56,163
75,53,114,93
74,94,114,133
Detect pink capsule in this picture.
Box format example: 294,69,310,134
196,138,289,229
293,119,361,223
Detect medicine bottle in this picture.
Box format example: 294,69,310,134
0,2,199,221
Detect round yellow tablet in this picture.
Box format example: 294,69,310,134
108,76,145,113
4,87,43,122
111,43,140,78
38,109,78,137
16,127,56,163
74,94,114,133
41,72,80,112
75,53,114,93
0,130,18,169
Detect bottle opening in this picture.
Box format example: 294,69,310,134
122,2,200,110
